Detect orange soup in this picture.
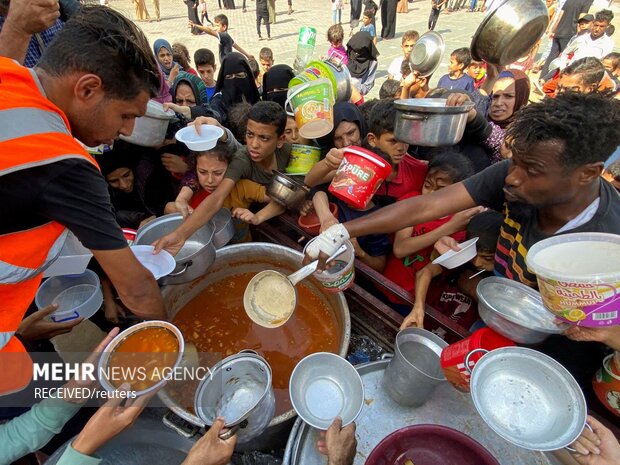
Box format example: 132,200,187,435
108,326,179,391
171,272,340,416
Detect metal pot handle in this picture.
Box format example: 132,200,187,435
239,349,260,356
162,410,200,438
218,419,248,440
400,114,429,121
167,261,192,277
464,348,489,374
381,353,394,360
565,423,595,453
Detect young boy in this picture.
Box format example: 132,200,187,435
437,47,475,92
360,10,377,44
379,79,401,99
399,210,503,330
327,24,348,64
194,48,217,100
428,0,446,31
387,30,419,80
382,151,478,308
189,14,253,64
467,59,486,90
313,148,393,272
258,47,274,85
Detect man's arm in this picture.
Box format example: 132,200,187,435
0,0,60,63
92,248,165,320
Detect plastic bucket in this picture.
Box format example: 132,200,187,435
592,353,620,417
290,61,338,99
439,328,515,392
303,238,355,292
285,144,321,175
122,228,137,245
286,80,334,140
328,146,392,209
526,233,620,327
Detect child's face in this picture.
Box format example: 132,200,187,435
284,117,311,145
197,64,216,85
467,62,482,79
448,56,464,74
196,155,228,193
245,119,285,163
157,47,173,70
471,250,496,272
401,39,416,59
362,15,371,26
106,167,134,193
260,58,273,73
215,21,227,33
368,131,409,165
422,168,453,195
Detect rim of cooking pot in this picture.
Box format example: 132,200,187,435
272,171,310,192
193,351,273,427
145,100,176,120
394,98,474,114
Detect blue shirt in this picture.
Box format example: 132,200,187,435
360,24,376,38
335,198,391,257
0,17,64,68
437,74,476,93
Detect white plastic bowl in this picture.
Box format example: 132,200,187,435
175,124,224,151
432,237,479,269
130,245,176,280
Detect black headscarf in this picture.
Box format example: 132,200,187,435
215,52,260,107
263,64,295,109
346,32,379,78
318,102,368,150
171,71,208,106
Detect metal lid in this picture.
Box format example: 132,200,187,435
409,31,445,78
394,98,474,114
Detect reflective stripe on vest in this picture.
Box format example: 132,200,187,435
0,229,68,284
0,331,14,351
0,107,70,144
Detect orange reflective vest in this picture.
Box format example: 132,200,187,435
0,57,98,395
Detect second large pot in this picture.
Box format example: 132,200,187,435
394,98,474,147
135,213,216,285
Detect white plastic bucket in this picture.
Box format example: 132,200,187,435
303,238,355,292
526,233,620,327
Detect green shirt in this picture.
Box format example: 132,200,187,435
224,144,291,185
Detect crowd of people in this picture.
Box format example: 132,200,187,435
1,0,620,463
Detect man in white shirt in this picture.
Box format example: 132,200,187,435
556,10,615,70
387,30,419,81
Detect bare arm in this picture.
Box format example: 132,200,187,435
352,238,386,272
345,182,477,239
400,263,442,330
232,42,254,60
91,248,165,320
190,22,218,37
304,149,344,187
480,63,500,96
232,200,286,225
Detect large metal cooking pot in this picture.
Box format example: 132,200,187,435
135,214,216,285
119,100,176,147
470,0,549,66
468,347,588,451
158,243,351,451
394,98,474,147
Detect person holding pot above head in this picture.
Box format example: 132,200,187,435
306,92,620,393
346,31,379,97
209,52,260,124
154,38,181,87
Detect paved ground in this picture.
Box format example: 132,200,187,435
109,0,492,98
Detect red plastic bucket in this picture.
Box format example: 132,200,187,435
328,146,392,209
440,328,515,392
122,228,137,246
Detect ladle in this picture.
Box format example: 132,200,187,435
243,245,347,328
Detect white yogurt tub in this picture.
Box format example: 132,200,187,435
526,233,620,327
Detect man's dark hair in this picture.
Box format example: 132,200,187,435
451,47,472,68
506,93,620,170
358,98,379,123
562,56,606,88
363,8,375,19
379,79,401,99
214,14,228,27
467,210,503,252
595,9,614,23
400,59,412,78
195,141,232,163
363,145,393,168
367,98,397,136
194,48,216,67
37,6,160,100
248,101,287,136
428,149,474,184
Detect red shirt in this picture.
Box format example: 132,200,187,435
382,191,465,304
374,154,428,200
189,189,210,209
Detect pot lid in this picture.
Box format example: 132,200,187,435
394,98,474,114
409,31,445,78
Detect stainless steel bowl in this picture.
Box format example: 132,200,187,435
409,31,445,78
471,0,549,66
289,352,364,430
470,347,587,451
210,208,235,249
476,277,569,345
394,98,474,147
267,171,310,211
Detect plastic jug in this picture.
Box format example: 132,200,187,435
293,27,317,74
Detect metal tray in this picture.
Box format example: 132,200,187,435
283,359,562,465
